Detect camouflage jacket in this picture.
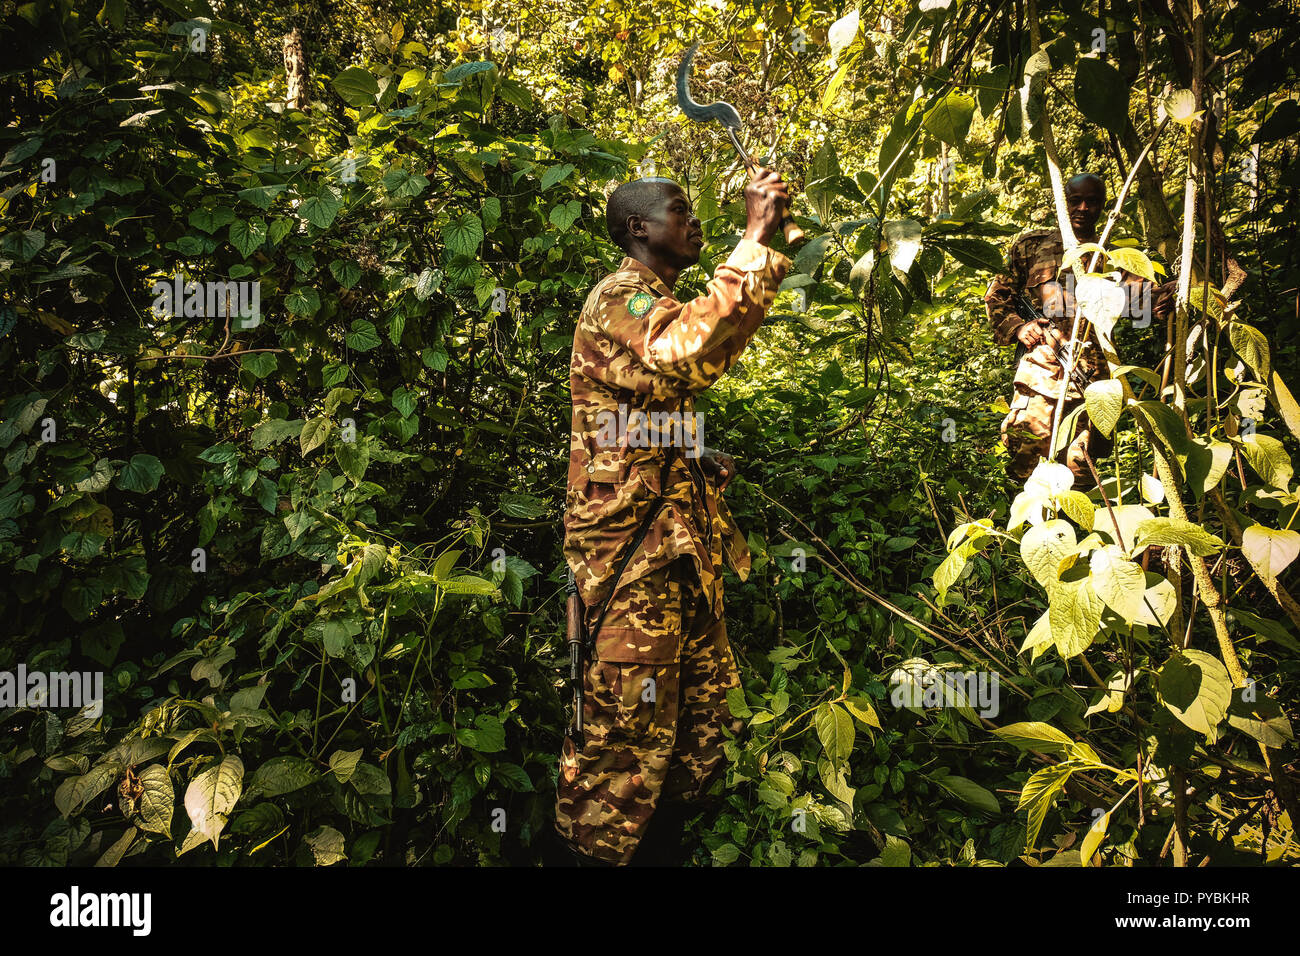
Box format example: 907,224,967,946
564,238,790,618
984,228,1159,400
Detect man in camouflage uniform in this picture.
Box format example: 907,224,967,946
552,168,791,865
985,173,1168,484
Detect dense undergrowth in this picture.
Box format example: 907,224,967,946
1,0,1297,866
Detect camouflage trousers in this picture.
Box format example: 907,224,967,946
1001,345,1112,485
554,559,741,864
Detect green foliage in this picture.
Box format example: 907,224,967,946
1,0,1297,870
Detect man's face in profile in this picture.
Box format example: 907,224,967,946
1066,178,1105,237
638,183,705,269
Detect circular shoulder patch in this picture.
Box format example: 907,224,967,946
627,291,655,318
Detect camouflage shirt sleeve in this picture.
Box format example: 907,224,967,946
590,238,790,394
984,235,1030,346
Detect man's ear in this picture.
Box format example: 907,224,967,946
626,214,647,241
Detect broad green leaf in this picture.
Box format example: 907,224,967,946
228,217,268,257
1159,649,1232,739
883,219,923,274
336,439,370,483
1089,545,1146,624
285,286,321,316
330,259,362,289
136,764,174,836
248,756,317,797
934,236,1003,271
1020,519,1077,589
442,213,484,256
329,749,363,784
332,66,379,107
843,695,881,729
1239,434,1293,489
346,319,381,351
1106,247,1156,282
304,825,347,866
1085,670,1133,717
299,416,332,456
299,189,342,228
1228,322,1270,382
455,714,505,752
1134,572,1178,628
1240,525,1300,587
1019,762,1075,849
1270,370,1300,442
241,352,277,378
726,686,752,719
975,64,1010,117
75,458,115,493
1020,609,1054,656
1008,490,1047,531
822,59,851,109
440,574,498,596
992,721,1073,753
549,199,581,231
539,163,575,191
814,702,854,765
2,229,45,260
1227,607,1300,653
818,759,855,806
1106,505,1157,549
1226,688,1294,748
499,492,546,518
1133,400,1190,457
184,754,243,849
237,183,288,209
1049,576,1105,657
1159,88,1200,125
712,843,741,865
1184,438,1233,496
1056,490,1094,530
1133,517,1224,557
55,760,122,817
95,826,137,867
114,454,164,493
414,268,443,300
827,6,859,55
443,61,496,83
1084,378,1123,438
922,91,976,145
933,539,971,596
1073,57,1128,134
398,68,426,92
931,773,999,816
251,418,303,449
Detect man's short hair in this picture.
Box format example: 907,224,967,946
1065,172,1106,199
606,178,680,251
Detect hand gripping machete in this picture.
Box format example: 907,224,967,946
676,42,804,245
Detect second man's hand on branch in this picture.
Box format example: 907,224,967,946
742,167,790,247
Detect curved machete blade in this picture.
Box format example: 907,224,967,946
676,41,743,130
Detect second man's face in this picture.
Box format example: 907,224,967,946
642,185,705,267
1066,181,1105,236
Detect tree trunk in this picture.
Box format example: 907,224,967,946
284,27,308,112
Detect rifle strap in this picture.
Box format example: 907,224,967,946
585,439,680,650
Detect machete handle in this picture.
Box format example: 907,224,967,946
780,213,804,245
